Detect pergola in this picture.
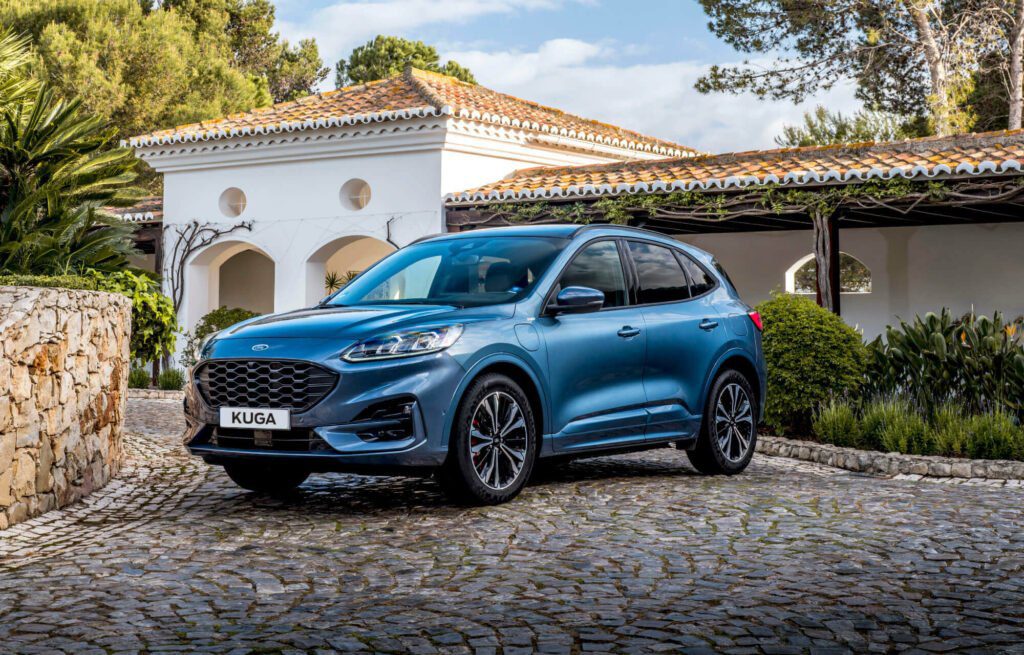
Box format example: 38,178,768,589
114,196,165,276
444,131,1024,315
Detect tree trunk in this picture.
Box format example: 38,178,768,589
907,2,952,135
1009,0,1024,129
812,209,841,315
151,356,161,388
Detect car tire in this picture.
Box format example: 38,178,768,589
687,369,758,475
223,462,310,495
438,373,537,505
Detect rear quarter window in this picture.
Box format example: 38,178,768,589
677,254,717,296
712,258,737,293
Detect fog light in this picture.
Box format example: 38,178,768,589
350,398,416,441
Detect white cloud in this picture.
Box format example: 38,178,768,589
277,0,581,74
446,41,862,153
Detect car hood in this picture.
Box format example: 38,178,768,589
218,304,474,340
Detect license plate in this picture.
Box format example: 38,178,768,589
219,407,291,431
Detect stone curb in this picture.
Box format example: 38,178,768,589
757,435,1024,480
128,389,184,401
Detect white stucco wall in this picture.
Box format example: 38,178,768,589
157,144,445,333
678,222,1024,338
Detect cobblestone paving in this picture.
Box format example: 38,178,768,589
2,400,1023,654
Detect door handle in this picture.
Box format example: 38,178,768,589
699,319,720,331
617,326,641,338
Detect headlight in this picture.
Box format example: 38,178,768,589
342,324,464,362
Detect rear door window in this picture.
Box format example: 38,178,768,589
626,241,691,305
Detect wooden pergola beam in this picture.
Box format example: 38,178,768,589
811,210,841,315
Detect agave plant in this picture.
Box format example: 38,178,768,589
0,29,140,275
324,269,360,292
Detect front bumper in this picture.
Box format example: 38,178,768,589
183,339,467,471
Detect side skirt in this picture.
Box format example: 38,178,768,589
537,434,698,462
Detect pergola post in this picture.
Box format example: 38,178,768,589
812,209,841,315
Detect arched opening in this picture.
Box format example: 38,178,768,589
219,249,275,314
304,235,395,305
184,240,275,331
786,252,872,295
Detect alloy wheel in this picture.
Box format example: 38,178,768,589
468,391,529,490
713,382,754,463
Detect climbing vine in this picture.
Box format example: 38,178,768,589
448,177,1024,229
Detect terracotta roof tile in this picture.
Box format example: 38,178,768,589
107,196,162,223
446,130,1024,203
128,68,697,157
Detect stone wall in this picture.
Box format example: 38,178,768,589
0,286,131,529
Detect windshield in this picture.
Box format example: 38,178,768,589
327,236,567,308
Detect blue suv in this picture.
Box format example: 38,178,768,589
183,225,766,504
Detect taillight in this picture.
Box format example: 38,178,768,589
748,311,763,331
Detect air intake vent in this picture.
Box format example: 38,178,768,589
196,359,337,412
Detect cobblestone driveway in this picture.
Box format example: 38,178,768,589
1,399,1023,654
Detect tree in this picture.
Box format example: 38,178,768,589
221,0,329,101
164,0,328,102
0,30,141,275
696,1,1003,136
336,35,477,87
1,0,270,140
775,106,928,147
270,39,330,102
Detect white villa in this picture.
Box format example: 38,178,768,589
124,66,1024,347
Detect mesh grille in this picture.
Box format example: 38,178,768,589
196,360,337,411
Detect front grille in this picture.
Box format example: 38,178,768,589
211,427,329,452
196,359,337,412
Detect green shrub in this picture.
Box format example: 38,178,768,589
755,293,867,435
128,366,151,389
87,270,178,364
0,274,97,290
966,412,1024,461
861,397,905,451
881,409,932,455
181,306,260,368
931,404,970,457
157,368,186,391
812,398,861,447
860,396,931,454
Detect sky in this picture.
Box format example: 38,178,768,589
274,0,861,153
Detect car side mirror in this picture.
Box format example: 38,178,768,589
549,286,605,315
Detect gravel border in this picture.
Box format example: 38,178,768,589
128,389,184,401
758,435,1024,480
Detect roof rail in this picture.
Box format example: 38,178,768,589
572,223,667,238
407,232,447,245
